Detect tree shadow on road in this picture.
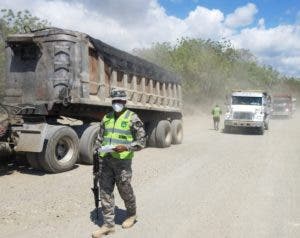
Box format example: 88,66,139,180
90,206,127,226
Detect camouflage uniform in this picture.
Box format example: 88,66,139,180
96,111,146,227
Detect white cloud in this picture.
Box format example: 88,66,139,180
1,0,300,77
232,25,300,55
184,6,232,39
231,24,300,76
225,3,258,28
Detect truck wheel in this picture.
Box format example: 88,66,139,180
259,126,265,135
224,125,231,133
79,124,99,164
147,122,157,147
26,153,42,170
0,142,12,160
171,120,183,144
156,120,172,148
39,126,79,173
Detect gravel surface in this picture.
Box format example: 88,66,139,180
0,114,299,238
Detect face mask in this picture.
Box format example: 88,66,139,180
112,103,124,112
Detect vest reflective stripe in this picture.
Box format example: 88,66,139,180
100,109,134,160
103,138,132,145
124,110,131,119
104,128,132,135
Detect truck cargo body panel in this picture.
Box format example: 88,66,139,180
3,28,182,121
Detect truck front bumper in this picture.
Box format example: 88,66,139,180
271,111,290,116
224,119,264,128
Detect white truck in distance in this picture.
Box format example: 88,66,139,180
224,90,271,134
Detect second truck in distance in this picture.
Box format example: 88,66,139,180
271,94,296,118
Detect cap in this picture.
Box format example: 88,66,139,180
110,89,127,101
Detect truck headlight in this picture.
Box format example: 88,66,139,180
225,113,231,119
255,109,261,114
254,113,263,120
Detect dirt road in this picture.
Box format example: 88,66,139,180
0,114,299,238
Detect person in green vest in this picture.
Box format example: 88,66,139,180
211,104,222,130
92,89,146,238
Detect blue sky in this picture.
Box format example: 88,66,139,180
1,0,300,77
160,0,300,27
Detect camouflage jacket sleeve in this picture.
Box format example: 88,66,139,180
128,113,146,151
95,120,105,148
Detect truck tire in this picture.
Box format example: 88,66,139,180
156,120,172,148
147,122,157,147
39,126,79,173
26,153,42,170
171,120,183,144
0,142,12,160
224,125,231,133
79,124,99,164
259,126,265,135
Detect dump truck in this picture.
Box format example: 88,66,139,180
0,28,183,173
271,94,294,118
224,90,271,134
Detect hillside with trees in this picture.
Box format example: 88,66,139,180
134,39,300,108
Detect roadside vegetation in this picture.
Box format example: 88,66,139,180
134,39,300,109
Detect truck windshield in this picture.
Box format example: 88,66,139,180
232,96,262,106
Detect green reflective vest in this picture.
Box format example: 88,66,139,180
100,109,134,160
212,107,222,118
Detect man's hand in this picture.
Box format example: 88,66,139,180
113,145,128,153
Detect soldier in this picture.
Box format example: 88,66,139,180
211,104,222,130
92,89,146,238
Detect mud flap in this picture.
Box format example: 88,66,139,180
12,123,48,153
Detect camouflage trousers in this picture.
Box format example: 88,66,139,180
100,156,136,227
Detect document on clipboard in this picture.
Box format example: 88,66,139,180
98,145,116,153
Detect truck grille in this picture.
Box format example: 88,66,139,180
233,112,253,120
274,106,285,112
